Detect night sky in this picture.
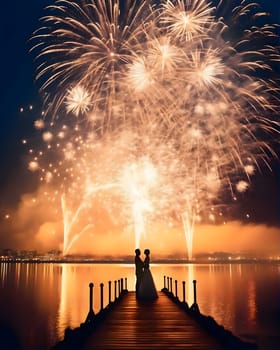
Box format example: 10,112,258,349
0,0,279,253
1,1,53,208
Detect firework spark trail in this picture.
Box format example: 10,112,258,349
28,0,280,257
119,158,158,247
61,181,119,254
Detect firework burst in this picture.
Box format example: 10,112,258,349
29,0,280,257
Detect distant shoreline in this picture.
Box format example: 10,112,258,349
0,258,279,264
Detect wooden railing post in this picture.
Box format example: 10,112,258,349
85,282,95,323
175,280,178,298
167,276,170,291
100,283,104,311
190,279,199,312
114,280,117,301
182,281,186,303
164,275,166,289
121,278,124,292
170,277,173,294
108,281,112,304
89,282,94,312
118,279,121,296
125,277,127,290
193,280,197,305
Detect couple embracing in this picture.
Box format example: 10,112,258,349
135,248,158,300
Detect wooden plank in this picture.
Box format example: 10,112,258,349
84,292,224,350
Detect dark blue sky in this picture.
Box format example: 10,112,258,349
1,1,52,209
0,0,279,229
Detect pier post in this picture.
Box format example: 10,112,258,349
121,278,124,292
170,277,173,294
193,279,197,304
182,281,186,303
125,277,127,290
85,282,95,323
175,280,178,298
114,280,117,301
108,281,112,304
89,283,94,312
167,276,170,291
118,279,121,297
164,275,166,289
100,283,104,311
190,279,200,312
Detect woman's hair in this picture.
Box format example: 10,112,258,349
144,249,150,255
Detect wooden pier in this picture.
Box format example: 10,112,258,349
84,290,223,350
52,278,257,350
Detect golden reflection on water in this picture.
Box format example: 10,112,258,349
57,263,137,338
247,278,257,323
0,262,279,350
0,262,8,282
15,263,21,287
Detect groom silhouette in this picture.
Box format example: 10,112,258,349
134,248,144,299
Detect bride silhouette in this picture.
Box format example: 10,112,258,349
138,249,158,300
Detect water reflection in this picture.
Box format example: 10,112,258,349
0,261,8,282
0,262,279,350
56,263,141,339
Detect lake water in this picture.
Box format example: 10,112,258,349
0,262,279,350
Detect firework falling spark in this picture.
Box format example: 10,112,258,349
29,0,280,258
